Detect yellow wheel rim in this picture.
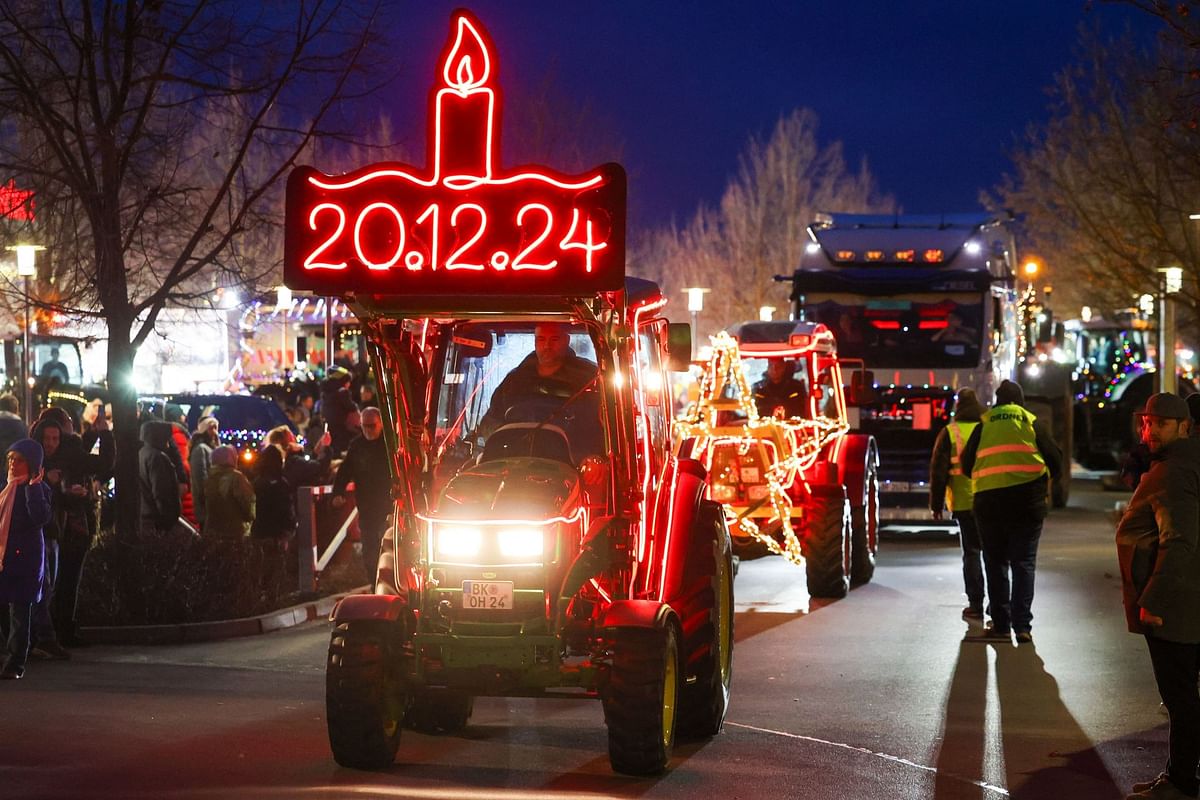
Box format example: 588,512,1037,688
718,558,733,682
662,638,678,748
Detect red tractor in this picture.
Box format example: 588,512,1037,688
677,321,879,598
285,12,733,774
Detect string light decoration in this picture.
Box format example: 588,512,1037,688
675,331,848,566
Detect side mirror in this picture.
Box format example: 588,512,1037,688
847,369,878,406
664,322,692,371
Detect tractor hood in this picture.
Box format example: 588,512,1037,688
433,458,582,521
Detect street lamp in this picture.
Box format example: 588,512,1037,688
1159,267,1184,394
683,287,710,359
6,244,43,421
758,305,776,322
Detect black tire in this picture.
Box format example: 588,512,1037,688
678,500,734,739
406,690,474,734
850,462,879,585
800,484,851,599
601,617,681,776
326,620,405,769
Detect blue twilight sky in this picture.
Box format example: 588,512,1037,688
373,2,1158,235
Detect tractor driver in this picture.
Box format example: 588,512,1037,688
753,359,808,419
478,322,598,439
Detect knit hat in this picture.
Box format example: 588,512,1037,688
196,416,219,435
953,388,985,422
7,438,44,475
210,445,238,468
994,379,1025,407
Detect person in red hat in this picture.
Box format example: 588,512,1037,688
1118,392,1200,799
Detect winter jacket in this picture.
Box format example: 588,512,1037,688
170,423,195,523
332,434,392,534
0,439,53,604
189,434,215,523
479,351,598,436
1116,437,1200,642
139,422,182,532
251,476,296,539
203,464,255,540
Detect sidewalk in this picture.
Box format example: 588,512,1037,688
79,585,369,646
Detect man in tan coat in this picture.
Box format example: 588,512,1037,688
202,446,255,540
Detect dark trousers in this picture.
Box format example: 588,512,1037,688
359,521,386,585
54,529,92,640
1146,635,1200,796
974,503,1044,634
954,510,985,608
31,538,60,644
5,603,32,670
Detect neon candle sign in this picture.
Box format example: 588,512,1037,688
284,11,626,295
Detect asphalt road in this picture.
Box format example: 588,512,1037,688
0,479,1169,799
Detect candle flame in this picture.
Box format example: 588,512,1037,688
443,14,490,92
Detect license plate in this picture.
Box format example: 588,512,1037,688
881,481,911,493
462,580,514,610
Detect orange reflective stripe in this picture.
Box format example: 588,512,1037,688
972,463,1048,479
976,443,1038,458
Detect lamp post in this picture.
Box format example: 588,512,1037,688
275,285,293,379
683,287,710,359
1159,266,1183,394
6,244,43,422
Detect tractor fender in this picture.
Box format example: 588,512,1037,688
597,599,678,630
330,593,408,624
641,457,707,602
836,433,879,508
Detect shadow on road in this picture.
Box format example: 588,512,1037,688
933,640,1123,799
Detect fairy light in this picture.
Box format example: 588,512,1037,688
675,332,849,567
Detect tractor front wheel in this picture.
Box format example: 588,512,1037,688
601,617,681,775
326,620,406,769
850,464,879,585
800,484,851,599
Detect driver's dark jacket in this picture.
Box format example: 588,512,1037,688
753,377,807,418
479,351,597,437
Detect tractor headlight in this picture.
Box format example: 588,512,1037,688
497,526,545,559
435,525,483,560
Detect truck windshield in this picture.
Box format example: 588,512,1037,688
807,297,984,368
432,321,602,472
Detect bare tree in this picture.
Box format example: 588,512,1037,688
633,109,893,334
0,0,389,536
992,29,1200,317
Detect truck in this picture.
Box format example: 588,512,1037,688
677,322,879,597
285,10,733,776
777,212,1020,529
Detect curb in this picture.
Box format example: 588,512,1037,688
79,586,369,646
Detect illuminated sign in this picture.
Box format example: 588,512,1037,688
0,180,34,221
284,11,625,295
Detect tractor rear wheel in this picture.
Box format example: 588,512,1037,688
800,484,851,599
678,500,734,739
601,617,681,775
850,464,879,585
326,620,405,769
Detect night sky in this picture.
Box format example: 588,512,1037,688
378,2,1158,234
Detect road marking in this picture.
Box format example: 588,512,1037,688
726,721,1010,796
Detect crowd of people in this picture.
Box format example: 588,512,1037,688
0,366,393,681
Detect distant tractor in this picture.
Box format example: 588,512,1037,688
677,321,879,598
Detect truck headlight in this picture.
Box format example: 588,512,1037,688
497,526,545,559
436,525,482,559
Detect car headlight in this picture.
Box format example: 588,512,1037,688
497,526,545,559
436,525,483,559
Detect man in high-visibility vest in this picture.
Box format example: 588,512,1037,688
961,379,1063,644
929,388,986,620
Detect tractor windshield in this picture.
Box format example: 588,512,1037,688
807,296,984,368
431,321,604,475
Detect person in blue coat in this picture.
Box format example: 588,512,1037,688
0,439,53,679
